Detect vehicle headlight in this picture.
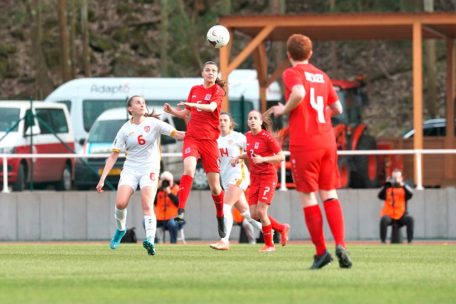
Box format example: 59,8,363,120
0,147,15,154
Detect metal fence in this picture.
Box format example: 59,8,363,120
2,149,456,193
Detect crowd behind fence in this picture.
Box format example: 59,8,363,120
2,149,456,193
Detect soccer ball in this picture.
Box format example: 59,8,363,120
206,25,230,48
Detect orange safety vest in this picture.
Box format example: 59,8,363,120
154,185,179,221
381,187,406,220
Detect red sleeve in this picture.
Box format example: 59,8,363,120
326,77,338,105
186,86,196,110
211,84,224,106
267,133,282,154
282,68,301,92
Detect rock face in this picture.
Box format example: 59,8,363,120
0,0,452,137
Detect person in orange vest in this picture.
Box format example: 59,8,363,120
154,171,183,243
378,169,414,243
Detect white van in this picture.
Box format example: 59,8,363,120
0,101,75,191
44,69,282,152
74,107,183,190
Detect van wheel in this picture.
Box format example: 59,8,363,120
55,164,72,191
12,163,27,192
192,166,209,190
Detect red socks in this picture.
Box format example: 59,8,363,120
177,175,193,209
304,205,327,255
262,224,274,246
268,215,285,232
323,198,346,248
211,191,224,218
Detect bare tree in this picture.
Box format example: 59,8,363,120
26,0,53,99
329,0,339,78
80,0,90,76
58,0,71,81
69,0,77,78
424,0,437,117
160,0,169,76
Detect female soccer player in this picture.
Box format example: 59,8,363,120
96,95,184,256
163,61,227,238
210,112,262,250
232,110,289,252
272,34,352,269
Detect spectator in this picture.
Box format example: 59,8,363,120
378,169,414,243
154,171,184,244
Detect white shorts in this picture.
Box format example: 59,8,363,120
118,168,159,191
221,173,250,191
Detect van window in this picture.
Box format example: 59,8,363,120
88,119,126,143
229,99,254,132
0,108,20,132
35,108,69,134
57,100,72,113
83,99,126,132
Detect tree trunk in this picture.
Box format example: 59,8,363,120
270,0,285,75
424,0,437,117
160,0,169,76
80,0,90,76
329,0,339,78
28,0,53,99
69,0,77,78
58,0,71,81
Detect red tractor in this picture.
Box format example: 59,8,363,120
277,77,396,189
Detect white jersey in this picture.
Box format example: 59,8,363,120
217,131,250,190
112,117,175,174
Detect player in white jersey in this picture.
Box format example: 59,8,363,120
210,112,262,250
96,95,185,255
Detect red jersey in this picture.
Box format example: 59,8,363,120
185,83,224,140
282,63,338,150
246,130,282,176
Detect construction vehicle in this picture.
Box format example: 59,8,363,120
277,77,397,189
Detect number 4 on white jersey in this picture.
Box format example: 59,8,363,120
310,87,325,123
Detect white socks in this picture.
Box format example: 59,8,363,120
144,214,157,242
242,219,256,244
242,210,262,231
115,207,127,231
222,204,233,242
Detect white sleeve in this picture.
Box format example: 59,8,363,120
238,132,247,150
156,118,176,137
112,125,126,152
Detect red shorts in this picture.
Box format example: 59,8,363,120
182,137,220,173
248,174,277,205
290,147,340,193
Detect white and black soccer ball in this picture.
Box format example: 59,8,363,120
206,25,230,48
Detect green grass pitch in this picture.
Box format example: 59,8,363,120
0,243,455,303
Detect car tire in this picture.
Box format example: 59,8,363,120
55,164,72,191
12,163,27,192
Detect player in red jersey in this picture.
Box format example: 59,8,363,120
163,61,226,238
231,110,289,252
272,34,352,269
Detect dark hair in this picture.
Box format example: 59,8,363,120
126,95,160,119
220,111,237,130
249,109,273,133
203,61,227,96
287,34,313,61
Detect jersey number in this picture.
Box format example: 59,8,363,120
219,147,229,157
137,135,146,145
263,186,270,197
309,87,326,123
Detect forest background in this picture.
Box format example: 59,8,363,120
1,0,456,137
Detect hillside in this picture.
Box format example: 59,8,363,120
0,0,455,137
